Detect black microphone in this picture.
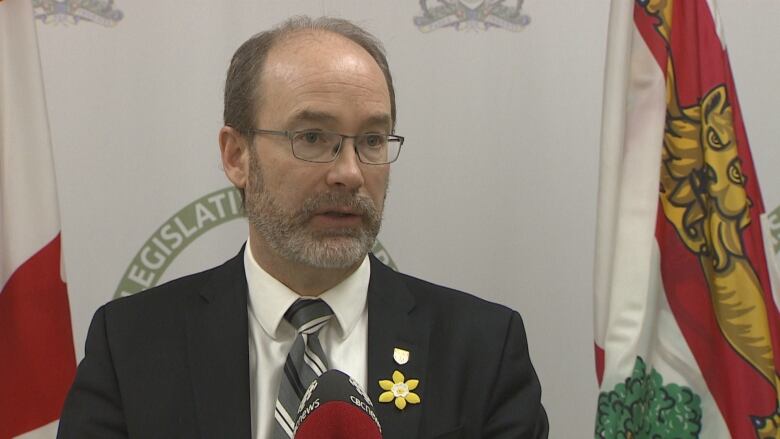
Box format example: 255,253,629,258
293,370,382,438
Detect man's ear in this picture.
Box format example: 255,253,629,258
219,126,250,190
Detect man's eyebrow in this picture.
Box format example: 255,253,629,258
287,110,338,126
362,114,393,130
286,110,392,130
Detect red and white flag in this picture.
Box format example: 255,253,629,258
594,0,780,437
0,1,77,438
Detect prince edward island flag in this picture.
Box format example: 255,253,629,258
594,0,780,438
1,0,76,438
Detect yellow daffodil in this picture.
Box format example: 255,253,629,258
378,370,421,410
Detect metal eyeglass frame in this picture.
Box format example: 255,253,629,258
241,128,404,165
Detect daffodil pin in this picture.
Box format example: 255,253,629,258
378,370,421,410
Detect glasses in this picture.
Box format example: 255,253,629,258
243,128,404,165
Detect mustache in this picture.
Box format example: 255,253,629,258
299,192,379,219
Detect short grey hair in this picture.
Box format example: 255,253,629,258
223,16,397,135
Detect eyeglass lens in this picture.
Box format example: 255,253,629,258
290,131,400,164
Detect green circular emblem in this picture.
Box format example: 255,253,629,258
114,186,396,298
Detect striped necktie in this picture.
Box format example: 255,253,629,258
273,298,334,438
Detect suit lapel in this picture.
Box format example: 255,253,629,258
186,250,252,439
367,255,430,438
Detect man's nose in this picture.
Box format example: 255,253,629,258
325,139,364,190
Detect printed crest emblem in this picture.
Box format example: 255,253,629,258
414,0,530,33
460,0,485,8
33,0,124,27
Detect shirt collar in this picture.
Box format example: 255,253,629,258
244,240,370,341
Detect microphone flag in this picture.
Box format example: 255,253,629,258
294,370,382,438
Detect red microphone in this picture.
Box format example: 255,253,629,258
293,370,382,438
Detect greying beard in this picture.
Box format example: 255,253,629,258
245,151,384,269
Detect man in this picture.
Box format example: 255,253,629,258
58,16,548,439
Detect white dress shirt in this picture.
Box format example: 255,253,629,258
244,243,370,439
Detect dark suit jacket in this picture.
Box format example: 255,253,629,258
58,251,548,438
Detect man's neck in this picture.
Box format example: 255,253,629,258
247,234,363,296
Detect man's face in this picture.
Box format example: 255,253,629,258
244,31,392,269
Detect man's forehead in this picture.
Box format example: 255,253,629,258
261,29,388,89
268,29,368,67
274,29,349,51
257,29,392,127
285,109,392,129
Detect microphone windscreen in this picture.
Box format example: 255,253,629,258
294,369,382,439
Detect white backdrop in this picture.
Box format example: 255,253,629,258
33,0,780,436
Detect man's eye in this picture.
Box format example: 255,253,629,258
301,131,322,143
364,135,385,147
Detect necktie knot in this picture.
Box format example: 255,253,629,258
284,298,334,335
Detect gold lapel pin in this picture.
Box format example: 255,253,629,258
393,347,409,365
